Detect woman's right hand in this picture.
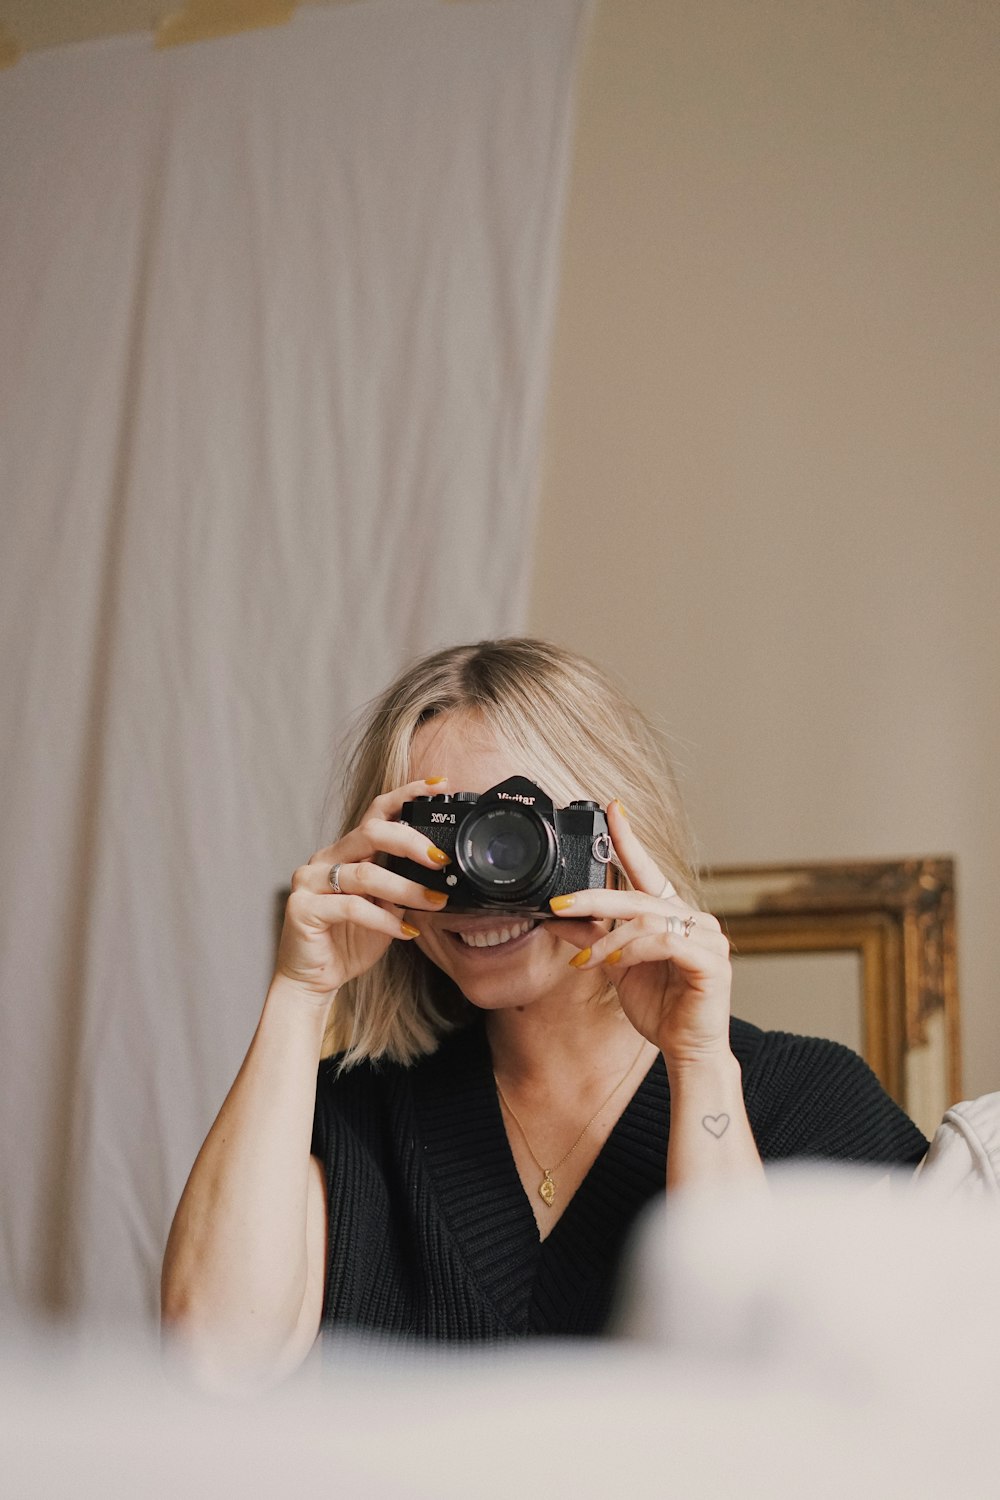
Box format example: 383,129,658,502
274,777,453,1003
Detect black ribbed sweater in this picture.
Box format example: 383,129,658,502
310,1015,928,1344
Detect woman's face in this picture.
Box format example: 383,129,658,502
405,712,602,1014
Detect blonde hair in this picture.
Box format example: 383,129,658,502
325,638,700,1066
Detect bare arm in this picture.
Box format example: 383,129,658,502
551,799,765,1194
160,978,332,1390
664,1051,764,1192
160,776,454,1390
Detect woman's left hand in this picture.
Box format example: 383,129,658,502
550,801,733,1067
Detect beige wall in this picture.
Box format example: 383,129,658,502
531,0,999,1099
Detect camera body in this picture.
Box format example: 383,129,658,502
387,776,612,915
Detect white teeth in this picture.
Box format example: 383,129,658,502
456,919,533,949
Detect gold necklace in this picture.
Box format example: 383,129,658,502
493,1040,649,1207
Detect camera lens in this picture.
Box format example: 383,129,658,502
483,828,531,872
457,805,557,901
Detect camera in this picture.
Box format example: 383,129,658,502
386,776,612,915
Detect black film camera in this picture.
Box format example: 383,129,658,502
386,776,612,915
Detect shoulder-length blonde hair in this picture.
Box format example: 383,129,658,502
325,638,700,1066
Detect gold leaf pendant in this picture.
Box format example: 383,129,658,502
539,1171,556,1207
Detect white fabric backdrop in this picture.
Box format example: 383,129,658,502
0,0,587,1326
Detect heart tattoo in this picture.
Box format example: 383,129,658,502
701,1113,731,1138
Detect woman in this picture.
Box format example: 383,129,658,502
161,638,927,1383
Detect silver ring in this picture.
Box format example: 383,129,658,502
683,915,696,938
329,863,343,894
660,877,677,899
666,914,696,938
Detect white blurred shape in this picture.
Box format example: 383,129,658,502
5,1161,1000,1497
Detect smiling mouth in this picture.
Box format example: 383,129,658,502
448,917,538,951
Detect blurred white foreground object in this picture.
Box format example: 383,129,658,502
915,1090,1000,1199
5,1159,1000,1498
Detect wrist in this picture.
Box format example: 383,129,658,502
266,972,339,1022
660,1044,741,1087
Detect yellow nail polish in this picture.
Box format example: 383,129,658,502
615,799,629,820
427,846,452,866
423,889,449,907
426,777,446,785
605,948,623,965
550,894,576,912
568,946,592,968
400,921,421,939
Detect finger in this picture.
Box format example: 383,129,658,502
292,860,450,911
285,889,421,942
308,777,449,865
570,917,730,970
369,776,449,824
308,777,451,868
550,887,722,934
545,916,606,953
309,815,452,872
606,799,669,899
601,931,732,978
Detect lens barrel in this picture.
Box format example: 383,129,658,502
456,803,557,902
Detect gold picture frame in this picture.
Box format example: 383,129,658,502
702,857,960,1139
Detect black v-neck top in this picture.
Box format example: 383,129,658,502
310,1015,928,1344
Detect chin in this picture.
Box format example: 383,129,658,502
456,958,582,1015
460,982,543,1012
